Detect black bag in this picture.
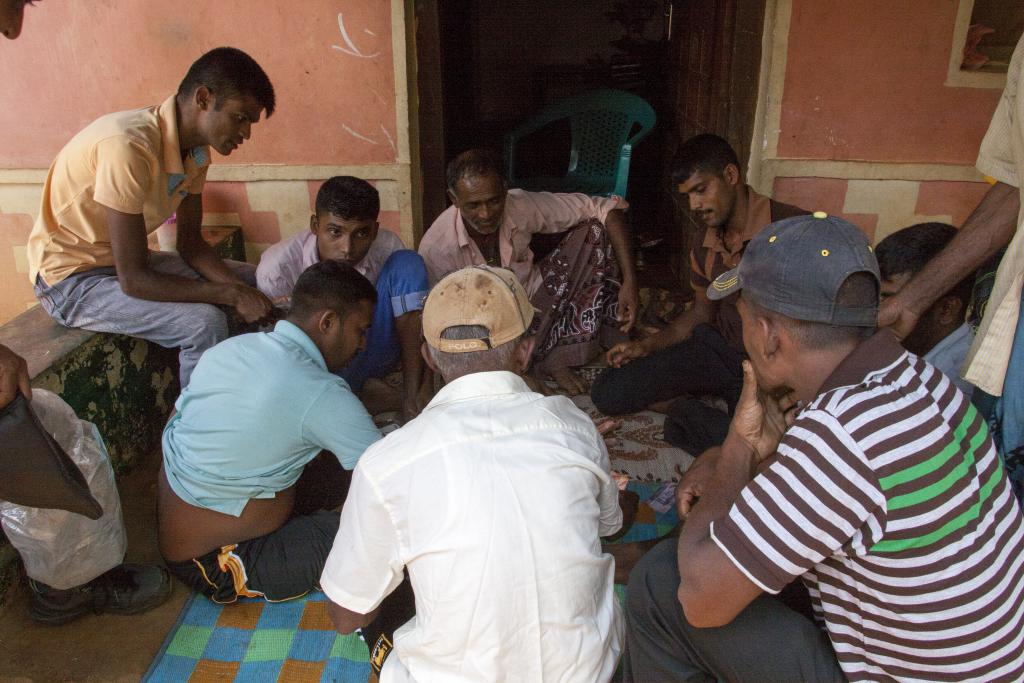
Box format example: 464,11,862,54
0,392,103,519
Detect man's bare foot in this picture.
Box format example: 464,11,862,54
548,366,586,396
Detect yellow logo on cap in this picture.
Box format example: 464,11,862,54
712,275,738,291
813,211,828,219
768,235,777,243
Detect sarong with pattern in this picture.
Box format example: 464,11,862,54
529,218,625,371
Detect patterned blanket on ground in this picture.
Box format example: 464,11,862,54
144,482,679,683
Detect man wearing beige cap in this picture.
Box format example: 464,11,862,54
320,265,625,682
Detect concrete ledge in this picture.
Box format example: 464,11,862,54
0,307,180,475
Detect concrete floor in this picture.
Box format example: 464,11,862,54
0,451,186,682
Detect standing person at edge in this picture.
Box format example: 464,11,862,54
591,134,806,456
881,33,1024,495
625,214,1024,681
418,148,639,395
27,47,276,388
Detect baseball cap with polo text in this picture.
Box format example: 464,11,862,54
707,212,880,326
423,266,536,353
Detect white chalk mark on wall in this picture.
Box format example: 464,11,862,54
342,124,379,145
332,13,381,59
365,29,377,37
379,124,397,155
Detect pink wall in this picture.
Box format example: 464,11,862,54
765,0,1005,244
779,0,1000,164
0,2,398,167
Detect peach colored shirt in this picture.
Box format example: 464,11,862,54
419,189,626,297
27,95,210,285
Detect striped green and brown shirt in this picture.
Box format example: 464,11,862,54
713,330,1024,681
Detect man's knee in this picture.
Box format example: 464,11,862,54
224,260,257,287
183,305,229,349
591,367,638,415
382,249,427,276
379,249,428,292
625,538,681,622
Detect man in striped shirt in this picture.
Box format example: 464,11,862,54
624,213,1024,681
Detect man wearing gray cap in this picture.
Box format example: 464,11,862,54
623,214,1024,681
320,266,624,682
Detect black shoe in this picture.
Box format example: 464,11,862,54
27,563,172,625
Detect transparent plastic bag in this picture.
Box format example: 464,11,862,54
0,390,126,589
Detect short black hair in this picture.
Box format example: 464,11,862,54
315,176,380,221
446,148,505,192
177,47,276,117
288,261,377,321
671,134,741,184
876,222,972,306
747,272,878,350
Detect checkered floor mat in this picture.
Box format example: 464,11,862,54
145,482,678,682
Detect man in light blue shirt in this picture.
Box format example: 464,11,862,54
158,260,381,603
876,222,975,398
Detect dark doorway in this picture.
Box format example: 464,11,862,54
414,0,767,290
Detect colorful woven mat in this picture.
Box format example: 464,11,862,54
144,481,678,682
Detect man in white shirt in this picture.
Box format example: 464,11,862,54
876,222,975,397
320,265,624,682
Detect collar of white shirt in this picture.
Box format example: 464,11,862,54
425,370,532,410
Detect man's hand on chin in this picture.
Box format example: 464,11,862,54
727,361,798,465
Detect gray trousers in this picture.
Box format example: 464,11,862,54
623,539,845,683
35,252,255,388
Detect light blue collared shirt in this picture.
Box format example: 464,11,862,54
924,322,974,398
162,320,381,516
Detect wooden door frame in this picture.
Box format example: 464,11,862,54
406,0,448,245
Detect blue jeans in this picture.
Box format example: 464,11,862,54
977,296,1024,503
339,250,429,391
34,252,256,388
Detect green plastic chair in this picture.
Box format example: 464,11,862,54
504,88,656,199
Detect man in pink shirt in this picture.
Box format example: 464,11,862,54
257,177,431,422
419,149,638,394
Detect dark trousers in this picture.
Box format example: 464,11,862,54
165,511,341,603
165,452,353,603
590,324,744,454
623,540,845,683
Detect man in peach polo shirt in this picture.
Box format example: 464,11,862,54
419,148,639,394
27,47,275,388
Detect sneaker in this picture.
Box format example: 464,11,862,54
27,563,172,625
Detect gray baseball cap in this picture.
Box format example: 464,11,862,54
707,212,880,326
